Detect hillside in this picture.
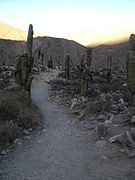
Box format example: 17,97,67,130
0,37,128,70
0,36,86,66
0,21,128,69
0,22,45,41
0,22,27,41
91,41,128,70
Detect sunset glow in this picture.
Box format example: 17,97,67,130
0,0,135,45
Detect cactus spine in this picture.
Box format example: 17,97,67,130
65,54,70,79
127,34,135,105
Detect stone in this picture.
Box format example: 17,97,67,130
128,150,135,158
24,135,31,140
14,138,23,145
70,98,77,110
23,129,30,135
0,150,7,156
29,128,32,132
95,140,106,148
96,114,108,122
104,112,113,118
38,139,43,143
131,115,135,123
110,114,129,124
100,155,109,161
119,148,126,153
119,98,124,104
108,130,135,148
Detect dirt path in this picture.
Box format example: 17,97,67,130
0,70,135,180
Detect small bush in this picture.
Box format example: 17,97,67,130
0,121,19,146
0,90,41,147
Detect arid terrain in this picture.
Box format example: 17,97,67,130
1,22,135,180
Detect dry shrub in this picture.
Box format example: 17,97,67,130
0,90,41,147
0,121,19,146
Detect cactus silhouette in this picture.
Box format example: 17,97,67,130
27,24,34,59
65,54,70,79
127,34,135,105
47,55,53,69
15,24,34,94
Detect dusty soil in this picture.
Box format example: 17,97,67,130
0,69,135,180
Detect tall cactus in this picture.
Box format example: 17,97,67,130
79,51,90,97
107,55,112,69
15,24,34,95
127,34,135,105
65,54,70,79
27,24,34,60
106,55,112,84
47,55,53,69
85,47,93,69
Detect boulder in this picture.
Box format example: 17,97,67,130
110,114,129,124
108,130,135,148
96,114,108,122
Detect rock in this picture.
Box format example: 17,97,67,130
24,135,31,140
104,112,113,118
70,98,77,110
131,115,135,124
96,114,108,122
0,150,7,156
38,139,43,143
110,114,129,124
128,150,135,158
123,83,127,87
72,110,80,115
14,138,22,145
100,155,109,161
108,130,135,148
119,148,126,153
68,132,72,136
95,140,106,148
119,98,124,104
23,129,30,135
28,128,32,132
3,83,21,92
99,93,106,102
104,120,112,124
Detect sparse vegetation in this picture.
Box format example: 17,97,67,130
0,90,41,147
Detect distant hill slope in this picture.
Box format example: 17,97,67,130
0,22,27,41
0,36,86,66
0,22,45,41
91,41,128,70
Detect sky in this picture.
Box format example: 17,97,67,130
0,0,135,45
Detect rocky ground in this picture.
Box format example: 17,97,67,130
0,69,135,180
49,69,135,159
